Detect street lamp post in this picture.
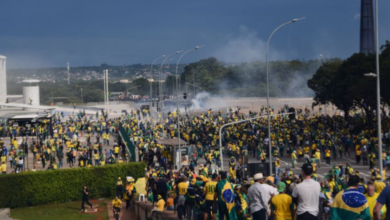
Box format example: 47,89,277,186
159,51,182,123
175,45,204,169
81,88,83,104
375,0,383,180
364,0,382,180
265,17,305,175
150,55,165,101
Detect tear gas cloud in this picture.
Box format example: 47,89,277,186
213,25,319,98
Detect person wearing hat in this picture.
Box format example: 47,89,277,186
291,163,320,220
116,177,123,200
271,182,295,220
247,173,270,220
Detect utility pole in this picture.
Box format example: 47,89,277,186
106,70,109,112
67,62,70,85
103,70,106,111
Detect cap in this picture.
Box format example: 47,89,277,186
301,163,313,175
266,176,275,184
277,182,286,192
254,173,265,180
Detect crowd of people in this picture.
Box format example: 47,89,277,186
0,110,129,174
116,104,390,220
3,103,390,219
142,160,390,220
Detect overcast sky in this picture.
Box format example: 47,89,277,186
0,0,389,68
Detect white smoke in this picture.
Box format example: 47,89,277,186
214,25,285,63
191,92,210,109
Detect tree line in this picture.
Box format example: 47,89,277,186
308,40,390,121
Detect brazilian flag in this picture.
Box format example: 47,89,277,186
330,188,370,220
216,179,237,219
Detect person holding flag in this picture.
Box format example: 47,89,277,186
214,171,237,220
234,184,249,220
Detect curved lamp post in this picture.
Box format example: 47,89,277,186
266,17,305,175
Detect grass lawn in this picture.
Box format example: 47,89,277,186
10,199,108,220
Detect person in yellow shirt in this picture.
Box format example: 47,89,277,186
365,183,386,219
325,148,331,165
1,161,6,174
328,176,336,192
176,176,188,220
148,195,165,219
260,150,266,164
315,149,321,168
311,143,317,155
114,144,120,159
291,150,297,168
204,174,218,220
297,148,303,162
229,166,237,181
275,158,281,176
303,146,310,155
112,196,122,216
271,182,295,220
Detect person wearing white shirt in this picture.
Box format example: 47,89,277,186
248,173,275,220
292,163,321,220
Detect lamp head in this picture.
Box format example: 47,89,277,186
364,72,377,77
292,17,306,22
195,45,205,50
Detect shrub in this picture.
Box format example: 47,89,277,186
0,162,146,208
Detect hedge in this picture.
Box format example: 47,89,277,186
0,162,146,208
